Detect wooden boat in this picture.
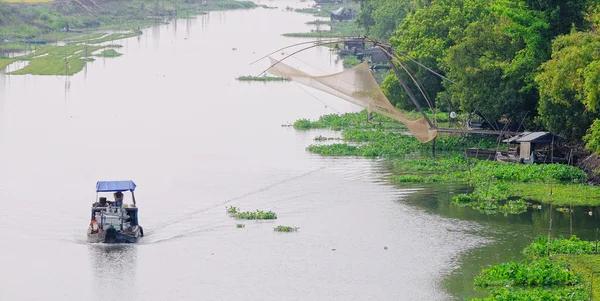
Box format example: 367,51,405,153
87,181,144,244
464,148,501,161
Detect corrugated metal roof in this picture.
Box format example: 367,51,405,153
502,132,531,143
515,132,557,143
502,132,559,143
331,7,345,15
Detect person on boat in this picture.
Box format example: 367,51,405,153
113,192,124,207
93,197,108,207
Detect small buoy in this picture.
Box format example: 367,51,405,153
589,211,593,216
384,246,388,250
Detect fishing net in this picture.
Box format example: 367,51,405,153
266,57,437,143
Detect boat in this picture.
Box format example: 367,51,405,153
87,180,144,244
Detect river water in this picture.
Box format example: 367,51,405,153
1,1,598,301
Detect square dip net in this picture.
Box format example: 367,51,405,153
266,57,437,143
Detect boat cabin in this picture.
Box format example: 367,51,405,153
90,180,139,232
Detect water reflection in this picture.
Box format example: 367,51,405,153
88,244,138,301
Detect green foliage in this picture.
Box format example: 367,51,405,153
236,223,245,228
342,55,361,68
232,209,277,220
388,0,490,114
356,0,411,41
471,285,590,301
96,49,122,58
390,156,593,210
524,0,593,36
443,0,550,123
273,225,299,232
535,31,600,141
584,119,600,154
474,258,583,287
226,206,239,215
471,237,596,300
293,111,381,130
523,236,597,258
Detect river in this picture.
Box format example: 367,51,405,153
1,1,598,300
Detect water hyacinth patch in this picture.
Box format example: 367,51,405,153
274,225,299,232
226,206,239,215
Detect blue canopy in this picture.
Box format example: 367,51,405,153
96,181,137,192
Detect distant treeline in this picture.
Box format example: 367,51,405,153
356,0,600,153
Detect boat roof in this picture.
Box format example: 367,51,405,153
96,180,136,192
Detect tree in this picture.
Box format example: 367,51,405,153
386,0,490,113
356,0,412,41
443,0,550,123
524,0,592,35
535,31,600,141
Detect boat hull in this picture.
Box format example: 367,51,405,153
87,225,143,244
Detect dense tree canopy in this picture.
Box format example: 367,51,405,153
358,0,600,151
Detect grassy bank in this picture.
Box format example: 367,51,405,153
472,236,600,300
295,111,600,209
388,156,600,210
0,58,17,69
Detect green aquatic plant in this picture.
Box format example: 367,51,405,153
236,223,245,228
474,258,583,287
96,49,122,58
226,206,239,215
471,237,597,300
233,210,277,220
523,236,597,258
274,225,299,232
343,55,361,68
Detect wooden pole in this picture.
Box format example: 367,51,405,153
547,204,553,257
131,191,137,207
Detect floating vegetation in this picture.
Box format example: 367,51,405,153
96,49,122,58
274,225,299,232
314,135,339,141
233,210,277,220
523,236,598,258
343,55,361,68
236,75,290,82
226,206,239,215
306,20,332,25
471,237,595,301
226,206,277,220
236,223,245,228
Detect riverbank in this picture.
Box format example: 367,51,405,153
295,111,600,211
0,0,256,75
